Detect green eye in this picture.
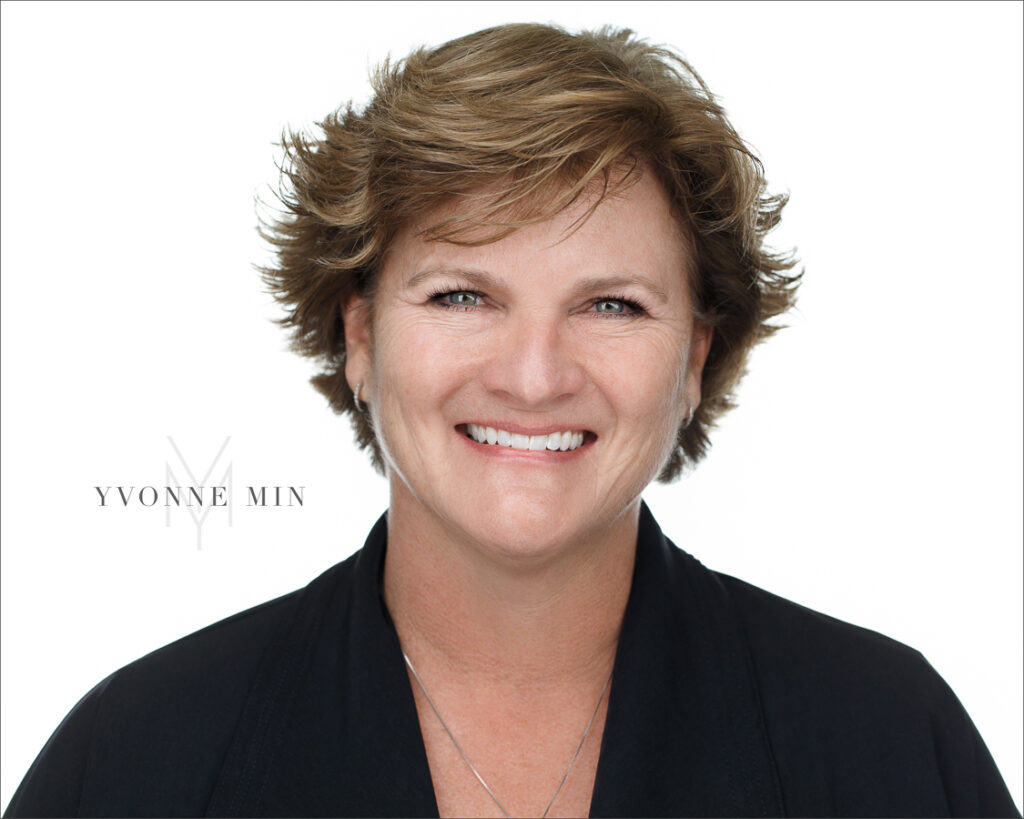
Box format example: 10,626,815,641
444,292,480,307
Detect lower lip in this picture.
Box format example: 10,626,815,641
456,427,593,461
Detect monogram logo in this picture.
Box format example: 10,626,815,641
165,435,233,550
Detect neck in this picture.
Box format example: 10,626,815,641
383,481,638,689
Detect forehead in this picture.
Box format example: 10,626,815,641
382,171,692,287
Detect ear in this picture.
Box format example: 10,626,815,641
342,293,372,401
685,322,714,409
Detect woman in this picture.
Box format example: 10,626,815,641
5,22,1018,818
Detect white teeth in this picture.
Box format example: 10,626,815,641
464,425,586,452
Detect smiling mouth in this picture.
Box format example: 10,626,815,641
463,423,588,452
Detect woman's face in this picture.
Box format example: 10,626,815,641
345,172,712,559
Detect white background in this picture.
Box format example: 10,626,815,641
2,1,1021,810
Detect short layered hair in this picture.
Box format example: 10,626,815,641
261,22,800,481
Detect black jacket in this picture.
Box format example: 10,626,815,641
5,506,1019,817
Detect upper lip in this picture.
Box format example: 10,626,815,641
458,421,593,437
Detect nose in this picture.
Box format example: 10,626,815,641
479,311,586,409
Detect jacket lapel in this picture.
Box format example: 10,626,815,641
207,513,439,817
589,503,783,817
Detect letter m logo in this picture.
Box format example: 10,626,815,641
165,436,233,550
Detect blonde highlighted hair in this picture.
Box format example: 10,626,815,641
261,23,800,480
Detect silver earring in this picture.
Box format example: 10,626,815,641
353,381,364,413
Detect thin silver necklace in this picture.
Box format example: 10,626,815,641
402,651,613,819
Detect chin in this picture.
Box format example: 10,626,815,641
455,500,603,565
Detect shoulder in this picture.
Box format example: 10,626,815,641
716,571,931,687
113,584,302,692
713,572,950,745
714,572,1019,817
4,557,357,817
100,556,358,720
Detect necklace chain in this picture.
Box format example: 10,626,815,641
402,651,613,819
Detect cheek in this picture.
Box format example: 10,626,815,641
593,332,689,427
371,318,476,425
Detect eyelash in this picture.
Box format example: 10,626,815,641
428,288,648,318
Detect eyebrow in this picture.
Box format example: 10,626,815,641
405,268,500,290
405,268,669,305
